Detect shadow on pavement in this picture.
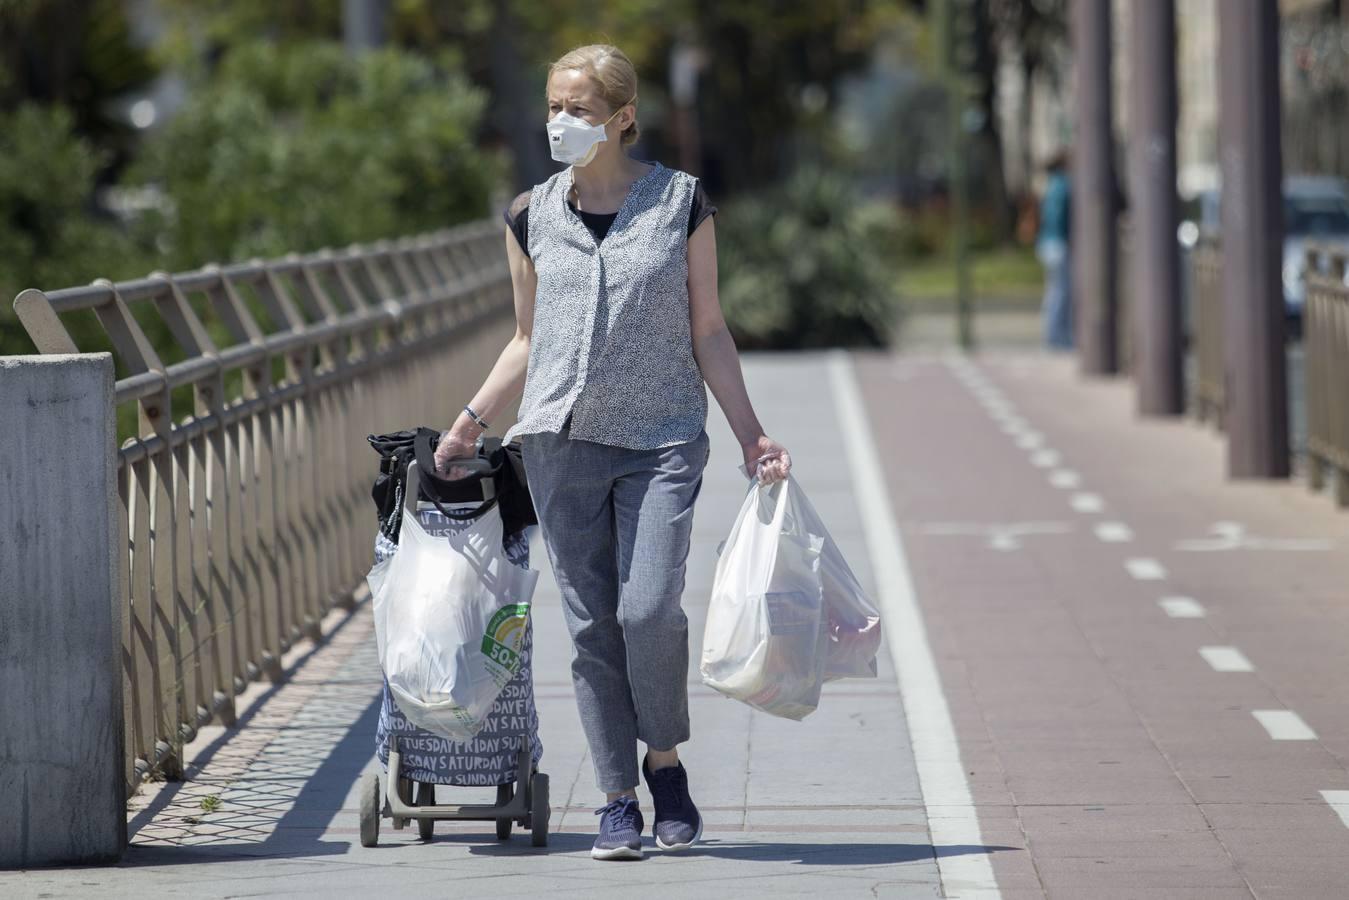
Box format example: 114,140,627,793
677,841,1016,865
111,604,385,867
112,689,382,867
463,834,1016,865
126,606,370,846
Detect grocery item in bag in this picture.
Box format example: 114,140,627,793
788,485,883,680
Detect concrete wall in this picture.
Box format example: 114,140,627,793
0,353,125,867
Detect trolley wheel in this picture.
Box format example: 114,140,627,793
496,784,514,840
530,773,550,848
359,773,380,848
416,782,435,841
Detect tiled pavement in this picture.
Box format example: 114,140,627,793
859,350,1349,897
7,348,1349,898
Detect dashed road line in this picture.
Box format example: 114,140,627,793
1252,710,1317,741
1126,558,1167,580
1321,791,1349,829
1159,597,1206,618
1071,493,1105,514
1049,469,1082,489
1030,449,1061,468
1094,521,1134,543
1199,646,1255,673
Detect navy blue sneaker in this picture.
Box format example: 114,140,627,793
642,756,703,851
592,796,644,860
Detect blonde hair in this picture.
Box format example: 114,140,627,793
548,44,640,147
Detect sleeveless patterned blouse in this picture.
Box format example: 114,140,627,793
502,160,709,451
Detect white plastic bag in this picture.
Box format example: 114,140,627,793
701,466,882,720
367,467,539,742
700,474,828,720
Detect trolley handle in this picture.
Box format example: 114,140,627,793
409,431,498,520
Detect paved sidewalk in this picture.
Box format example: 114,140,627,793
2,354,951,899
856,349,1349,897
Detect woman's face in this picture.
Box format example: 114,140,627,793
547,69,627,135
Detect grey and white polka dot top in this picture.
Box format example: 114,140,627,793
502,160,709,451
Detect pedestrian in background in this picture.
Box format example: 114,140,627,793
432,42,792,861
1037,149,1074,350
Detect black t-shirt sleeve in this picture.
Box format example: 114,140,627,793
503,189,532,258
688,178,717,237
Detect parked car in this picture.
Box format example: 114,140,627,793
1180,175,1349,330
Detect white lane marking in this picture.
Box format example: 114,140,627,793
999,422,1027,435
1049,469,1082,489
1030,449,1060,468
1252,710,1317,741
1015,432,1044,449
1199,646,1254,673
1125,558,1167,580
920,521,1073,552
1321,791,1349,830
1071,493,1105,514
1175,521,1335,553
1159,597,1206,618
1094,521,1134,543
831,352,1002,899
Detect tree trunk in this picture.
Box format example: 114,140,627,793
487,0,552,190
972,0,1014,242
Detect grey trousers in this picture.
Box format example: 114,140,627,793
522,417,710,792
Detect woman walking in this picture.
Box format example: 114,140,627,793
434,43,791,861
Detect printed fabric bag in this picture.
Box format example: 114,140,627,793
368,464,541,742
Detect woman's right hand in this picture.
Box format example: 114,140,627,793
433,427,479,479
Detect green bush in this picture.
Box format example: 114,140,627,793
716,167,905,349
0,104,154,357
124,41,505,270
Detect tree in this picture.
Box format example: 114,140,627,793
123,40,501,269
0,0,160,173
990,0,1068,196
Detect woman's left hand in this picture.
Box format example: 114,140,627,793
742,435,791,485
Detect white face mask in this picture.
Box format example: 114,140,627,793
546,98,634,166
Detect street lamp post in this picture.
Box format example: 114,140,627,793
1217,0,1290,478
1071,0,1119,375
937,0,978,352
1128,0,1184,415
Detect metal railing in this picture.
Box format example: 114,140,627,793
13,221,516,788
1304,246,1349,507
1190,235,1225,428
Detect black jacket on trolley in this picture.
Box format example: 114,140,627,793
367,427,536,546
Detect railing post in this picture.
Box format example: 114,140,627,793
1334,253,1349,508
0,352,126,866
